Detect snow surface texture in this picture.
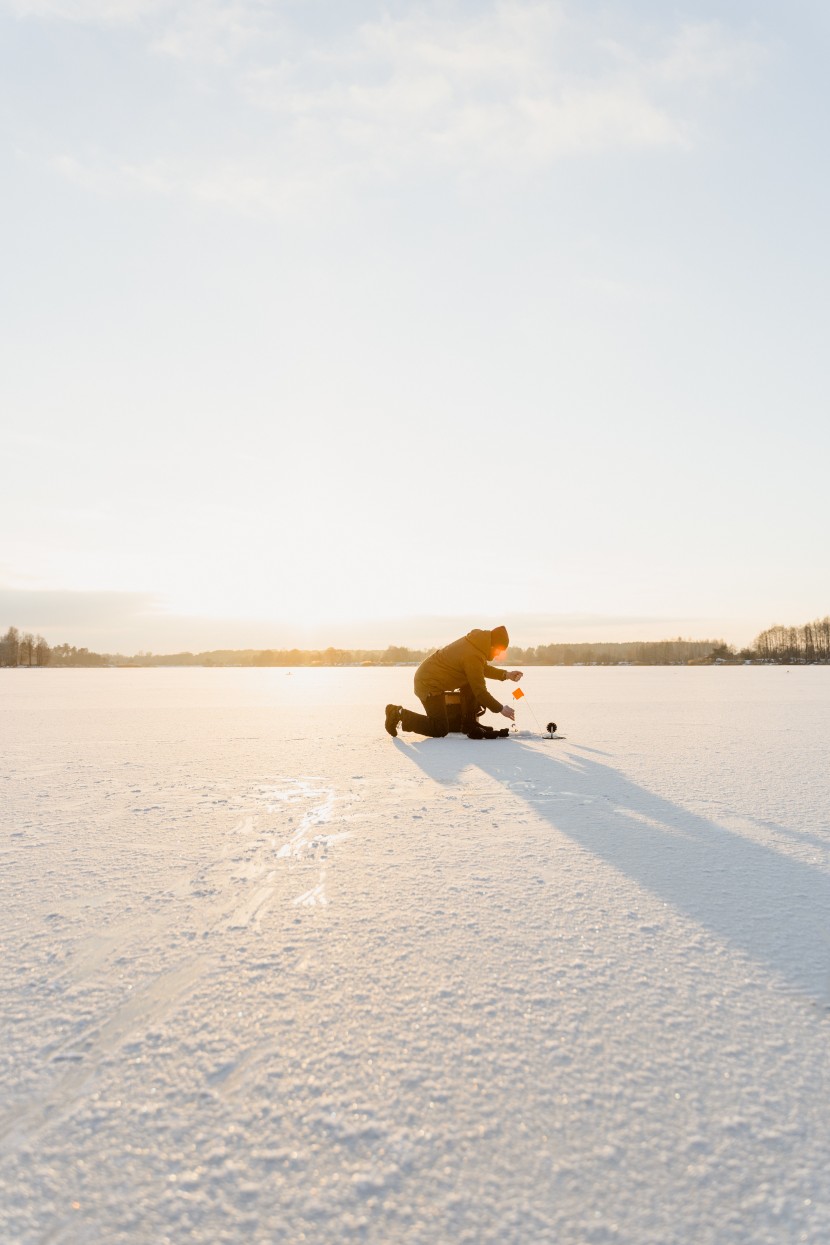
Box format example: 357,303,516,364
2,666,829,1245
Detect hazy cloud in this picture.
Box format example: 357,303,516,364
24,1,766,214
3,0,170,21
0,589,743,652
0,587,157,626
0,586,159,643
150,0,277,64
655,21,765,89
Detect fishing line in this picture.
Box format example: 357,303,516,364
510,686,552,736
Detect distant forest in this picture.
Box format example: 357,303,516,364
3,618,829,668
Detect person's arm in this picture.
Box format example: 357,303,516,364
462,654,504,714
483,663,509,681
484,664,523,683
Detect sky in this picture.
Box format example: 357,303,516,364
1,0,828,653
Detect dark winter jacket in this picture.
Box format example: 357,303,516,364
414,629,509,714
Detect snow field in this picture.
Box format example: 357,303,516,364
1,666,829,1243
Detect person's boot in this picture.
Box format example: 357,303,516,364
385,704,402,737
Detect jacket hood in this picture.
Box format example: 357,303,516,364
466,629,494,657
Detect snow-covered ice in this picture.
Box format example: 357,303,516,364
2,665,829,1244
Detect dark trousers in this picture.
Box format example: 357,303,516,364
400,685,480,737
399,691,452,738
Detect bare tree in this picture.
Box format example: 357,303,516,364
1,626,20,666
753,616,830,662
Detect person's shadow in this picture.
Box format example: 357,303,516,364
396,736,830,1010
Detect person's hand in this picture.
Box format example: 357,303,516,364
506,670,523,682
500,705,515,721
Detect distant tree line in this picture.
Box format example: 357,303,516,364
0,631,431,668
503,638,725,665
2,621,828,668
0,626,52,667
109,645,432,667
752,617,830,663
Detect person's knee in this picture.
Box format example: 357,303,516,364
432,723,449,738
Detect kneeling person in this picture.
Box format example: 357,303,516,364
385,625,522,739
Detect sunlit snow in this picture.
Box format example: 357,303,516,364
2,666,829,1243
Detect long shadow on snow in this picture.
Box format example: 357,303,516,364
397,736,830,1009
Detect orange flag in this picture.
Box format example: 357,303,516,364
512,687,524,699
